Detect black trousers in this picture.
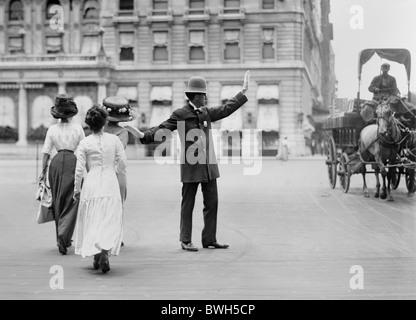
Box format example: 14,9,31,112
180,179,218,246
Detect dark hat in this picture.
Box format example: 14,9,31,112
103,96,137,123
381,63,391,68
50,94,78,119
185,76,208,95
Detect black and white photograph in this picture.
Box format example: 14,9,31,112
0,0,415,305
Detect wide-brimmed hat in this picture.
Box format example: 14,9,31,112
381,63,391,69
51,94,78,119
185,76,207,95
103,96,137,123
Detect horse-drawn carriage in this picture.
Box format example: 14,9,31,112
324,49,416,199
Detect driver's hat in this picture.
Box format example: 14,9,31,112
381,63,391,68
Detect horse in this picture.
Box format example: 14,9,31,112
359,102,401,201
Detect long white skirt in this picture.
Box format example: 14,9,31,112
74,197,123,258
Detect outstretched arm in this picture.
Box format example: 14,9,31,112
139,111,181,144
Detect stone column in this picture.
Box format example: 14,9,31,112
34,0,43,54
0,0,6,55
58,82,66,94
23,0,32,54
72,0,82,53
97,82,107,104
16,84,28,146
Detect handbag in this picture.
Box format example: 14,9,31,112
36,177,54,224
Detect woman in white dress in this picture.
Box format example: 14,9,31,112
73,106,127,274
40,94,85,255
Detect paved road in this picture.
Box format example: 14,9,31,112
0,157,415,300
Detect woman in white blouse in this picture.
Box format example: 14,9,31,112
40,94,85,255
73,106,127,274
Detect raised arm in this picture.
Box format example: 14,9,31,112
208,70,251,122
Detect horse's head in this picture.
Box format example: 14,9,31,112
376,102,393,134
376,102,401,144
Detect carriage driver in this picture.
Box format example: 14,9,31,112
368,63,416,128
368,63,400,101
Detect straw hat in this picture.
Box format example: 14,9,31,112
103,96,137,123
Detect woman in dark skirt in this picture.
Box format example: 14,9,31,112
40,94,85,255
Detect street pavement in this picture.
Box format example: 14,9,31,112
0,157,415,300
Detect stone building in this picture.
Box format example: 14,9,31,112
0,0,335,157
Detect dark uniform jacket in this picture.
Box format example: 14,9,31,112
368,74,400,101
140,92,248,183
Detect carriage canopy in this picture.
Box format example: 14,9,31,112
358,49,411,81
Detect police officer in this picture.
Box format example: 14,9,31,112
140,71,251,251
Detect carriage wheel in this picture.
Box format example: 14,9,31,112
405,169,415,194
391,167,402,190
326,137,337,189
339,153,351,193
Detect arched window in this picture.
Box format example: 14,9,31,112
119,0,134,11
83,0,99,19
0,96,16,128
46,0,61,20
9,0,24,21
31,96,56,129
73,96,94,127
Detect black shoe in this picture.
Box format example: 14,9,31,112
100,252,110,274
93,254,101,270
121,242,125,247
203,242,229,249
57,236,67,255
181,242,198,252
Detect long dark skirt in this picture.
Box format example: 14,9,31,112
48,150,79,248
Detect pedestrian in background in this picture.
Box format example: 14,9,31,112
40,94,85,255
277,137,290,162
139,71,251,252
73,106,127,274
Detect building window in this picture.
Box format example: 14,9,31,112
262,28,275,60
153,31,169,62
81,35,100,55
224,0,240,7
189,0,205,8
83,0,100,19
224,29,240,61
8,35,24,54
46,0,61,20
119,32,134,61
46,35,63,54
153,0,169,10
119,0,134,11
262,0,275,9
9,0,24,21
189,30,205,61
148,86,173,157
